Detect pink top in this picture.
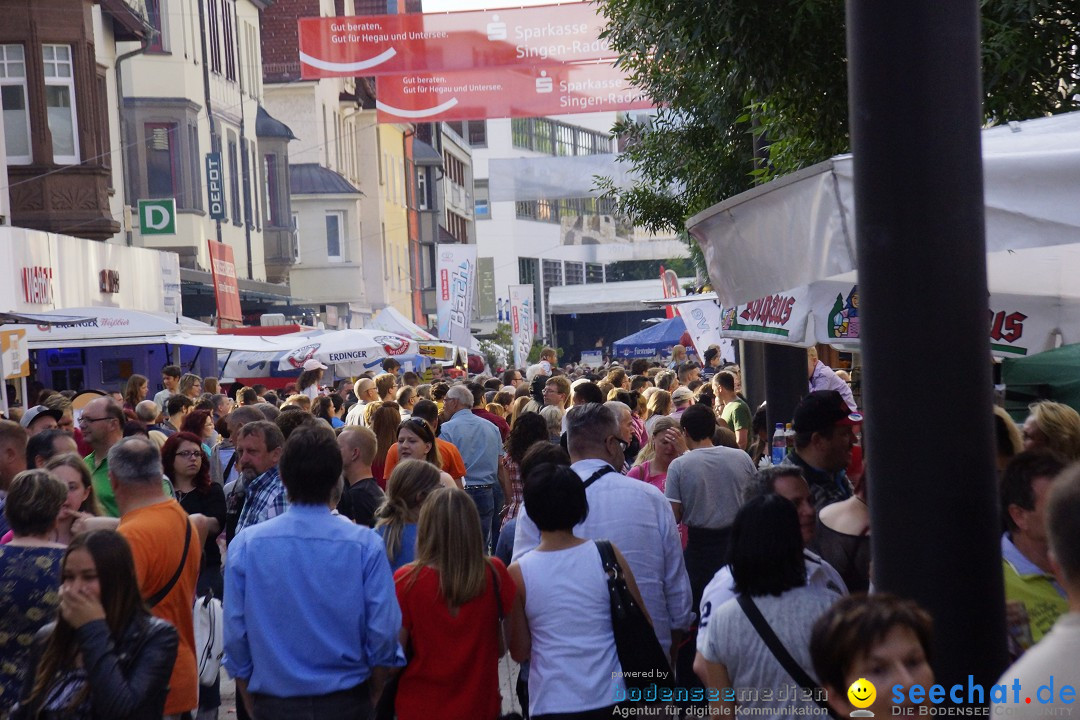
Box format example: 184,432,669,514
626,460,667,493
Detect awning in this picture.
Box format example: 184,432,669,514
548,278,693,315
0,307,215,349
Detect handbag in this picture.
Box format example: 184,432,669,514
194,590,224,686
737,594,836,718
595,540,674,692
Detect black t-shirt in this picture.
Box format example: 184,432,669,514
337,478,385,528
178,483,227,593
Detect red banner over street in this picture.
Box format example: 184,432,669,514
208,240,243,328
375,63,652,123
298,3,613,78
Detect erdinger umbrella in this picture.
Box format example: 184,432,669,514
612,316,688,359
221,329,420,377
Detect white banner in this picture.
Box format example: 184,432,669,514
436,244,477,347
677,300,735,363
508,284,534,368
719,287,813,346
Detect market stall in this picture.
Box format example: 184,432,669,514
612,316,689,359
686,111,1080,358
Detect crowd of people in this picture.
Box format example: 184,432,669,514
0,346,1077,719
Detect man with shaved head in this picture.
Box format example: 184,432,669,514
345,377,379,426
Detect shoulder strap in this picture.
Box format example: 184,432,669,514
583,465,616,489
736,595,835,717
147,516,193,608
222,452,238,483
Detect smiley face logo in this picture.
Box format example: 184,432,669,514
848,677,876,710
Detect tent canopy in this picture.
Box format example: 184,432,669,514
369,306,438,341
685,111,1080,356
0,307,214,349
612,316,687,359
1001,343,1080,420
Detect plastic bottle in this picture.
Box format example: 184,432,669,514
771,423,786,465
785,422,795,449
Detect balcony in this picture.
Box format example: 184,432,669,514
263,226,297,284
8,165,119,242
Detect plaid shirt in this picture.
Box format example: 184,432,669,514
235,466,287,537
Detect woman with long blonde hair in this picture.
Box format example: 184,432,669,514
391,488,518,720
375,459,443,571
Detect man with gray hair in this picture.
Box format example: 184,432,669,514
134,400,168,449
228,420,286,541
113,436,202,719
345,377,380,426
655,369,678,393
212,405,264,487
440,384,502,549
514,402,693,667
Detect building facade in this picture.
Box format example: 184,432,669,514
119,0,294,311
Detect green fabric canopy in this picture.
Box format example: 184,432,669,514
1001,343,1080,421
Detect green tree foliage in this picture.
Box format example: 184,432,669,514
596,0,1079,233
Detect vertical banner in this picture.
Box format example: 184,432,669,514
207,241,243,328
436,244,477,347
160,251,182,318
205,153,226,221
508,284,534,369
477,257,496,320
676,300,735,364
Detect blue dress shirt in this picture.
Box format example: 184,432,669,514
224,504,403,696
438,409,502,487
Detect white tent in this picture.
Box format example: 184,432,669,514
0,307,215,349
369,306,439,341
220,328,421,377
686,111,1080,357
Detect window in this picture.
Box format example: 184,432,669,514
207,0,222,74
326,212,343,262
565,262,585,285
263,153,281,226
1,44,31,164
188,123,202,210
416,168,428,210
467,120,487,147
291,212,300,261
222,1,237,81
511,117,612,156
228,135,241,225
474,179,490,219
586,263,605,284
145,123,178,198
145,0,167,52
42,45,79,164
96,73,110,173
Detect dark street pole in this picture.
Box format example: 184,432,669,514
847,0,1007,691
764,345,808,432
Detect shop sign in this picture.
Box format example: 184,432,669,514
21,266,54,304
206,153,226,221
139,199,176,235
99,269,120,294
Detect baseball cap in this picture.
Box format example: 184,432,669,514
302,359,328,371
21,405,64,429
792,390,863,434
671,386,694,405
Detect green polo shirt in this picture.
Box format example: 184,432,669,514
86,451,118,517
85,451,173,519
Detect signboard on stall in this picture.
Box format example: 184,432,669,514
508,284,534,369
0,329,29,379
436,244,477,347
298,4,614,78
375,63,651,123
208,241,243,327
719,287,813,345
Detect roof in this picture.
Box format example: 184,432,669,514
548,277,695,315
100,0,152,41
289,164,361,196
255,105,296,140
413,140,443,166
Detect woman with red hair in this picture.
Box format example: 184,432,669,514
160,432,224,598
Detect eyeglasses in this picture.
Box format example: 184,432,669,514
609,435,629,451
78,416,112,425
175,450,203,459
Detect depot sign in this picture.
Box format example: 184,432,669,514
376,63,651,123
298,4,613,78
